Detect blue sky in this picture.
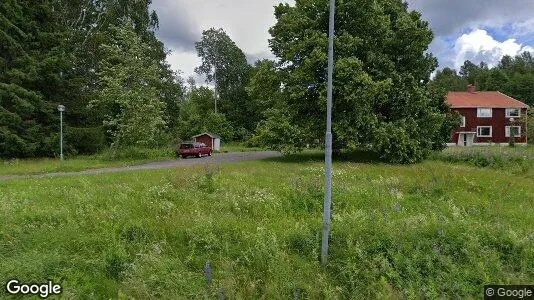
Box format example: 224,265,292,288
151,0,534,82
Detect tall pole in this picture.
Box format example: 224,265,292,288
58,105,65,161
214,65,218,114
321,0,335,267
60,111,63,160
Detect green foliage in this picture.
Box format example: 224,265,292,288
178,87,234,141
1,0,182,158
266,0,455,162
65,126,107,155
246,59,285,113
445,53,534,106
250,109,303,155
429,67,468,92
91,24,167,148
0,1,59,158
195,28,256,134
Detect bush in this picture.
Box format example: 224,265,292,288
371,122,427,164
66,126,107,155
250,109,303,155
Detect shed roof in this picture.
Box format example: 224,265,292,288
193,132,221,139
447,91,529,109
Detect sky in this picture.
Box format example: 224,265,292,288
151,0,534,83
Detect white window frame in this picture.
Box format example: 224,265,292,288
460,116,466,127
505,126,521,137
505,108,521,118
477,108,493,118
477,126,492,137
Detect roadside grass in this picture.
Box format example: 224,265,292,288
431,146,534,176
0,145,264,176
1,154,533,298
0,148,175,176
218,142,264,153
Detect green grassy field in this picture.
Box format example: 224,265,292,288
1,150,534,298
0,144,260,176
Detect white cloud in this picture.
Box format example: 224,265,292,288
152,0,293,81
406,0,534,38
453,29,534,69
165,51,207,85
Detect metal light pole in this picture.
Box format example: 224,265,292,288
58,105,65,160
214,65,218,114
321,0,335,267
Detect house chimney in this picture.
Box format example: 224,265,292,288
467,84,476,93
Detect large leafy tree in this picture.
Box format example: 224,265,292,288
266,0,456,163
178,86,233,141
90,24,167,148
195,28,256,136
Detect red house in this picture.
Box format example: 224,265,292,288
447,85,529,146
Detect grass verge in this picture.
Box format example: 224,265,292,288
430,146,534,176
0,148,175,176
1,154,533,298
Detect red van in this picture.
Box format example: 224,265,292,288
178,142,212,158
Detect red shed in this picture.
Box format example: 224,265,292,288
193,133,221,151
447,85,529,146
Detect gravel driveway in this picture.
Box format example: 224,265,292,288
0,151,281,181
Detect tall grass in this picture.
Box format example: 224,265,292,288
431,146,534,175
1,157,533,298
0,147,175,176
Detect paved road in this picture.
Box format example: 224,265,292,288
0,151,281,181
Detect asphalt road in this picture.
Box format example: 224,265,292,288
0,151,281,181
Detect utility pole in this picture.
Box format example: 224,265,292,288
58,105,65,161
214,64,218,114
321,0,335,267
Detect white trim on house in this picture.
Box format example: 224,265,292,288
476,126,492,137
505,108,521,118
477,108,492,118
505,126,521,137
460,115,466,127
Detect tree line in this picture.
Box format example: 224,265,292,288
1,0,182,158
5,0,495,163
430,52,534,106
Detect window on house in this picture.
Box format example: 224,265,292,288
477,108,492,118
460,116,466,127
505,126,521,137
477,126,492,137
505,108,520,118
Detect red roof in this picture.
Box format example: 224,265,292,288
446,91,529,109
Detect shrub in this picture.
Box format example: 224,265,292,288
66,126,107,155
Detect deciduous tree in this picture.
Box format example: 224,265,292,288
266,0,456,163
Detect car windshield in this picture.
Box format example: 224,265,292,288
180,143,194,149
